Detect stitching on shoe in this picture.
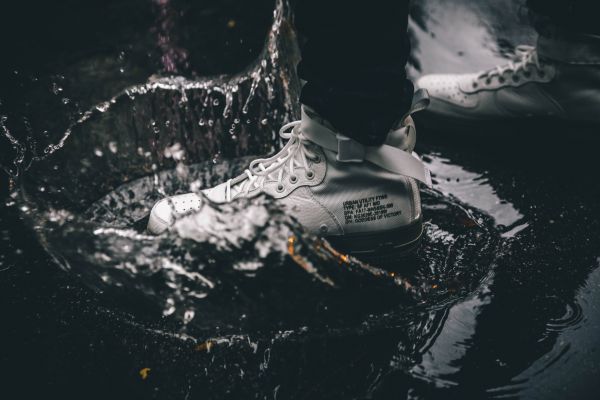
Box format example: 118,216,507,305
406,176,416,220
307,188,343,235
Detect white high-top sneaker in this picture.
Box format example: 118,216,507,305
416,35,600,126
147,96,432,258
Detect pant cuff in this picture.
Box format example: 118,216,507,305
537,33,600,65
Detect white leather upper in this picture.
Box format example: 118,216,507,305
415,47,573,120
147,105,426,236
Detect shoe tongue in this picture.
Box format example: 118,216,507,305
386,90,429,151
203,175,256,203
202,181,229,202
385,116,415,152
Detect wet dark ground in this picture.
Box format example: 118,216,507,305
2,0,600,399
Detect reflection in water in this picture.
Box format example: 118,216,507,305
1,0,600,398
410,280,494,388
425,153,524,230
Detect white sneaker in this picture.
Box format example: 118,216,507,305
416,44,600,125
148,97,432,257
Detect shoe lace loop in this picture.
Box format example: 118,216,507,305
478,45,543,82
225,121,317,201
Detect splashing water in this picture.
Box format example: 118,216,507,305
7,0,502,366
2,0,301,179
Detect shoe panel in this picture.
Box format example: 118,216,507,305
542,64,600,122
311,150,418,235
493,83,565,117
279,186,343,236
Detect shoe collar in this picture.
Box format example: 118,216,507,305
300,92,432,187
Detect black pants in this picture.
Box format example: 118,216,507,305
294,0,598,146
527,0,600,37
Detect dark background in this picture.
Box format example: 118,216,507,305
2,1,600,399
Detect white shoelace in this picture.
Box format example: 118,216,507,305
224,121,318,201
478,45,544,82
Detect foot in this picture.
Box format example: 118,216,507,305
416,45,600,125
147,98,432,258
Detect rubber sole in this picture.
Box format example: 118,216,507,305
326,219,423,262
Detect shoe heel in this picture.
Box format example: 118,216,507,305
326,219,423,261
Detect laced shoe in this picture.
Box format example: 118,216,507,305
416,44,600,125
147,95,432,258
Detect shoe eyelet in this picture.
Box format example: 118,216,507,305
472,82,478,89
498,77,506,83
311,155,321,164
523,70,531,78
289,175,298,184
539,70,546,78
512,75,520,82
485,78,492,85
305,170,315,180
276,184,285,193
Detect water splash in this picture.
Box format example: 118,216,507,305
1,0,301,178
11,0,500,348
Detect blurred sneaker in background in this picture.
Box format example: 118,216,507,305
417,36,600,127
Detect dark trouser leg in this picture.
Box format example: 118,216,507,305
528,0,600,65
527,0,600,37
294,0,413,146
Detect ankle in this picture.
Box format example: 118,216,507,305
537,33,600,65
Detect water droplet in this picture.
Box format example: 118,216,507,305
108,141,118,154
51,82,63,94
95,102,110,112
94,148,103,157
184,309,195,324
163,298,176,316
164,143,185,160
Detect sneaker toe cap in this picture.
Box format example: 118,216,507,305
417,74,478,109
147,193,203,234
147,199,173,234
